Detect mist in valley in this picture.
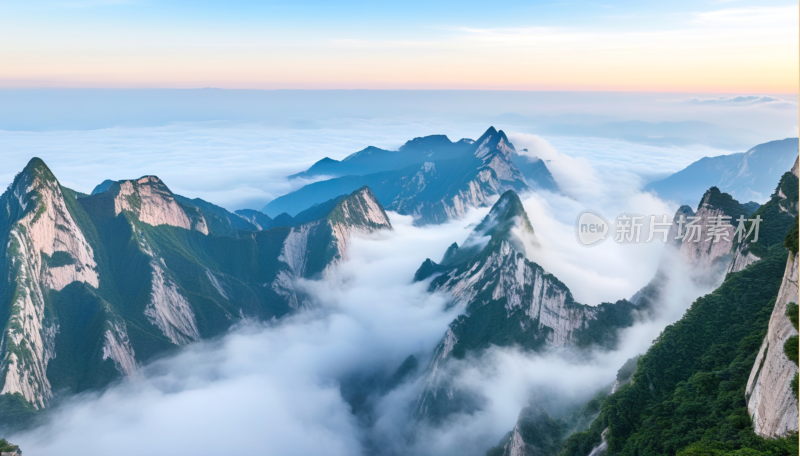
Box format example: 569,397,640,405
8,132,728,456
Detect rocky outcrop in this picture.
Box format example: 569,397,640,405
415,191,637,420
326,186,393,261
234,209,272,231
101,318,137,376
0,160,396,419
745,251,799,438
100,176,209,234
0,158,99,408
133,228,200,346
263,127,535,226
678,187,749,285
728,162,799,274
272,187,392,308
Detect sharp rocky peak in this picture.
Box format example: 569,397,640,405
697,186,749,218
327,186,392,232
476,190,533,236
0,157,99,408
441,190,534,266
95,175,209,234
14,156,58,188
473,126,514,159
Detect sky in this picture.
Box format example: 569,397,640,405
1,3,797,452
0,0,797,92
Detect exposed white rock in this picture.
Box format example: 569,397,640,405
101,321,137,377
131,226,200,345
678,205,734,271
416,328,458,416
727,248,760,274
278,224,312,277
205,269,228,299
442,169,502,221
271,270,303,309
144,260,200,346
113,176,207,234
0,161,99,407
502,424,527,456
433,240,596,347
587,428,609,456
272,188,392,308
271,223,314,309
745,252,799,438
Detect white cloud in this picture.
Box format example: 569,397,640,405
10,210,485,456
691,5,799,27
687,95,796,106
8,132,727,455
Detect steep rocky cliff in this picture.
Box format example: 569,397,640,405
745,231,799,438
678,187,754,285
0,159,99,408
106,176,209,234
728,161,799,274
415,191,638,420
0,159,393,418
271,187,392,308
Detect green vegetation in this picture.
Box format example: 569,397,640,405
733,173,798,260
786,302,799,400
0,438,19,453
41,251,76,268
784,216,798,257
559,243,797,455
699,187,755,220
0,392,36,430
489,390,611,456
785,336,799,365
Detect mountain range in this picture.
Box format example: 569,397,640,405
645,138,799,206
0,130,797,456
262,127,559,225
487,158,800,456
412,190,641,422
0,159,390,424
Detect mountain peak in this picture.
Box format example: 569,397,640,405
91,179,116,195
481,126,498,138
440,190,533,266
328,186,392,231
85,175,208,234
6,157,60,214
399,134,453,152
20,157,57,184
476,190,533,238
473,126,516,164
698,186,753,220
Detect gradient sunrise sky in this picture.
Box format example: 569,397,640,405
1,0,797,93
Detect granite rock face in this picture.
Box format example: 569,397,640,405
0,160,393,415
415,191,638,421
745,251,799,438
0,159,99,408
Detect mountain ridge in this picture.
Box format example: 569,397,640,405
0,158,392,422
263,127,558,225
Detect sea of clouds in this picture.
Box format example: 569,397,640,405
9,126,727,455
4,89,793,453
0,119,737,212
